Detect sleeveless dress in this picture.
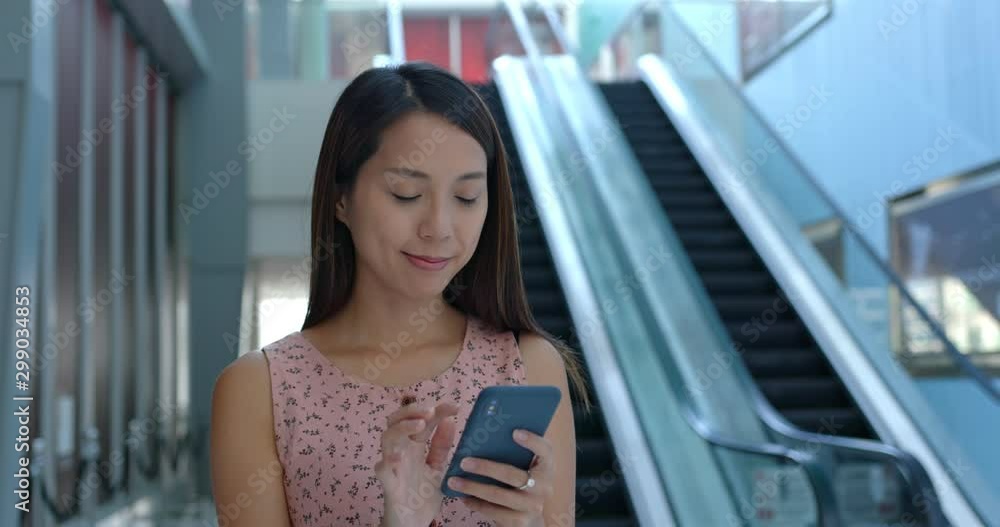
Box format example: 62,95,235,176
262,313,526,526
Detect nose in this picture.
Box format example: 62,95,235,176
417,197,454,241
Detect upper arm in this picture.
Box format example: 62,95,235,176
210,351,292,527
519,332,577,527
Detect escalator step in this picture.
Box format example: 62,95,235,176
655,191,721,208
519,244,553,266
726,320,809,346
526,290,568,315
663,210,733,228
688,249,759,270
577,437,616,476
676,228,746,248
650,177,708,193
711,295,799,319
576,476,629,517
742,348,829,378
575,405,605,436
757,378,850,409
782,407,871,437
700,272,775,294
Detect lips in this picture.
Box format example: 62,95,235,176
403,252,450,263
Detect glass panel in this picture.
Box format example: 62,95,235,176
890,171,1000,365
716,451,819,526
588,4,662,81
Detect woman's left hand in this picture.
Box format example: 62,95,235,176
446,428,555,527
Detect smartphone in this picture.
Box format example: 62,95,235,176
441,385,561,499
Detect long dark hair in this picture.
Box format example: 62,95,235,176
301,61,591,412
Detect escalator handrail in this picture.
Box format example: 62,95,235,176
680,400,843,526
746,379,949,526
652,6,998,403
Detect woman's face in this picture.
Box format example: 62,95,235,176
337,111,489,299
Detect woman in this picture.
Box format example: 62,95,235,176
210,62,590,526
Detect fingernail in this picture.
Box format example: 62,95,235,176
460,458,475,471
514,429,527,440
449,477,463,489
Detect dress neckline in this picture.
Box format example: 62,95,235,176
293,314,475,392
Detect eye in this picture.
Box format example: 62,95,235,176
392,194,419,202
457,196,479,206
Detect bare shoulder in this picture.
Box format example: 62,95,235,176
213,350,272,412
210,350,292,526
517,331,569,386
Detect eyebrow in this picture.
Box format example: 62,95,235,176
384,167,486,182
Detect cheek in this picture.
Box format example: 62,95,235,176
457,208,487,252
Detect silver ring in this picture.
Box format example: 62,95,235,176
517,470,535,491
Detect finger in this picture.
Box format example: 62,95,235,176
381,417,426,453
385,403,434,427
512,429,554,471
425,415,457,471
414,402,458,443
457,457,530,489
446,476,535,512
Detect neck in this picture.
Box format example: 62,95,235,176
322,270,464,353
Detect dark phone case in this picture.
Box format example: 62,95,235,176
441,385,561,499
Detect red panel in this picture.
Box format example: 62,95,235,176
460,18,490,83
404,18,450,70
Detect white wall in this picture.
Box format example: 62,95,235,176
248,80,349,258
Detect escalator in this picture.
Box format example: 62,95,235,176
599,81,877,442
477,83,639,527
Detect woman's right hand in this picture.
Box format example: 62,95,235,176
376,401,459,527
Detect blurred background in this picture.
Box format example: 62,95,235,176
0,0,997,525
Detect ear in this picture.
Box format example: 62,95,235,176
335,192,349,226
